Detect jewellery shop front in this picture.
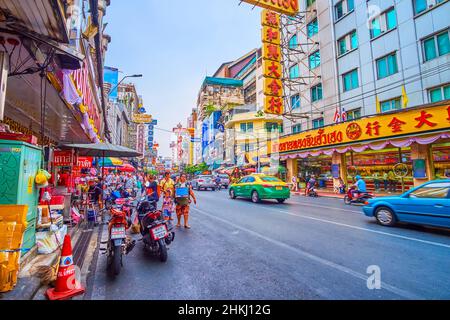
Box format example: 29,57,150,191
273,103,450,194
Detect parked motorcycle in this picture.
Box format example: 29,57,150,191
137,199,175,262
306,187,318,197
103,205,135,277
344,186,374,205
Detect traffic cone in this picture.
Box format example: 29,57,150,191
46,234,85,300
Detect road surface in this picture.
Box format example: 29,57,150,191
85,190,450,300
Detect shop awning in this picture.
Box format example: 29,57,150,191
4,73,91,144
61,142,142,158
0,0,69,43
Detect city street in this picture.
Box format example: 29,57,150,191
85,191,450,300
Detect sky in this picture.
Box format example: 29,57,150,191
104,0,262,157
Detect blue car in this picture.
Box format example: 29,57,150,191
363,180,450,229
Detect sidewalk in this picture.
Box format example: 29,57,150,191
0,223,82,300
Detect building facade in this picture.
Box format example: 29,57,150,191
278,0,450,192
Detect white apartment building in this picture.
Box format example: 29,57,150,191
282,0,450,135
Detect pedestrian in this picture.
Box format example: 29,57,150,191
373,171,380,191
145,175,160,202
160,171,175,197
162,190,174,227
387,170,397,193
382,171,388,192
291,175,298,192
174,173,196,229
338,177,346,194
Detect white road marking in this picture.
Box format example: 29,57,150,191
192,207,423,300
287,199,362,214
262,207,450,249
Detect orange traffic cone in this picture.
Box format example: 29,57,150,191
46,234,85,300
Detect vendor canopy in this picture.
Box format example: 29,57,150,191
60,142,142,158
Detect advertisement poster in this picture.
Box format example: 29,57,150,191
413,159,427,178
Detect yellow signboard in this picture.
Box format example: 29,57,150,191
261,9,280,27
264,96,284,115
263,60,282,79
132,114,153,124
263,78,283,97
262,25,281,45
273,104,450,154
242,0,299,16
262,42,282,61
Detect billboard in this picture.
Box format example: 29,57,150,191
104,66,119,100
241,0,299,16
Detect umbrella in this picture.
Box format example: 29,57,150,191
117,164,136,172
96,157,123,167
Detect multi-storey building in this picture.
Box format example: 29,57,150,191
277,0,450,192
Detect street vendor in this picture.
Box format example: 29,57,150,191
174,173,196,229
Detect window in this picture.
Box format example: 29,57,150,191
289,64,300,79
292,124,302,134
429,84,450,102
346,108,361,120
376,52,398,79
266,122,283,133
311,83,323,102
306,0,316,7
335,0,354,20
380,98,401,113
414,0,448,15
307,19,318,37
291,94,301,109
414,0,428,14
370,8,397,39
335,2,343,19
342,69,359,92
409,182,450,198
289,34,298,49
247,177,256,183
313,118,324,129
240,122,253,132
423,30,450,61
309,50,321,69
337,30,358,55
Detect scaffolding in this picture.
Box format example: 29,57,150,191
280,8,323,122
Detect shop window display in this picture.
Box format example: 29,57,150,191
345,148,413,193
432,141,450,179
296,155,333,190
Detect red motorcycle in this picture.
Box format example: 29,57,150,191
344,186,374,205
102,199,136,277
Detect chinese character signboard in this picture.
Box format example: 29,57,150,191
273,104,450,153
136,124,145,159
241,0,299,16
261,9,284,115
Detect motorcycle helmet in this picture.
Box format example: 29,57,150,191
355,175,362,180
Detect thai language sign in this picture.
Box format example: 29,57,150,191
273,104,450,154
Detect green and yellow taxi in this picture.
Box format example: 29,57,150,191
229,174,290,203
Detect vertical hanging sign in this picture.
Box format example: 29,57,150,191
261,9,284,115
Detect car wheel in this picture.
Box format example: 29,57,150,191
375,207,397,227
251,191,260,203
229,189,236,199
277,199,286,204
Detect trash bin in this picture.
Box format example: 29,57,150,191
0,205,28,293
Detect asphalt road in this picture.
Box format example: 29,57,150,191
85,190,450,300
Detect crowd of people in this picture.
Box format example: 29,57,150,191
80,171,198,229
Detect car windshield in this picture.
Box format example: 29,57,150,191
220,175,229,178
260,177,282,182
199,175,212,179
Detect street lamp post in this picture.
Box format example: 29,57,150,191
108,74,143,97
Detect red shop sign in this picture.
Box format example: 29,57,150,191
77,157,93,168
53,151,73,166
